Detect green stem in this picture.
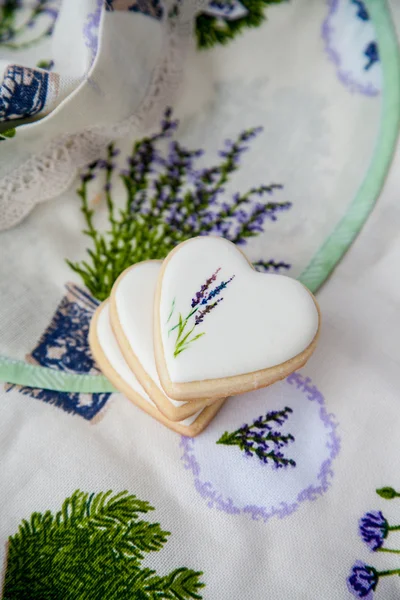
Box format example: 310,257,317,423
168,307,198,335
388,525,400,531
105,145,115,225
377,548,400,554
377,568,400,576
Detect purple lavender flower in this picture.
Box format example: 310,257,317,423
194,299,223,326
240,126,263,142
71,107,291,301
217,407,296,468
359,511,388,551
80,173,94,183
200,275,235,305
347,562,378,598
191,268,221,308
169,267,235,358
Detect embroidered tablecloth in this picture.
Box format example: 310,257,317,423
0,1,400,598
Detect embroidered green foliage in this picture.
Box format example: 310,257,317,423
2,490,205,599
196,0,287,49
376,487,400,500
67,109,290,301
0,127,16,141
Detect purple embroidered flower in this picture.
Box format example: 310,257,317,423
347,562,378,599
217,407,296,468
359,511,388,551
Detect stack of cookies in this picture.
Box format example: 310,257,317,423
89,236,320,436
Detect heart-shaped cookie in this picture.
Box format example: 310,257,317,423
110,260,219,421
89,301,225,436
154,237,320,400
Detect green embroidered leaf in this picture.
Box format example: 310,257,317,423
3,489,205,600
376,487,400,500
196,0,287,50
0,127,16,141
141,567,205,599
216,431,237,446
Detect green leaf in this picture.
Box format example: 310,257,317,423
139,567,205,599
175,325,196,350
167,298,176,324
118,519,170,560
177,313,185,338
189,333,205,344
0,127,16,141
216,431,237,446
376,487,400,500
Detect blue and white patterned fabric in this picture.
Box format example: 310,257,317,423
0,64,59,121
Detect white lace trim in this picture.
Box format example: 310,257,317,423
0,2,199,231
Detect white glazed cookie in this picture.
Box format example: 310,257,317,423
154,236,321,401
89,302,225,437
110,261,220,421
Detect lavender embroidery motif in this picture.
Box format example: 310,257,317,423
217,407,296,468
347,486,400,598
68,108,291,302
180,374,340,523
168,268,235,358
347,562,379,599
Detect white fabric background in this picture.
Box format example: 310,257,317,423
0,1,399,598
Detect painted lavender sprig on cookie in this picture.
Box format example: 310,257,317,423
168,269,235,358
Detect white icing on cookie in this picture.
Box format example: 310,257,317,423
159,237,319,383
114,261,190,408
96,304,201,426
